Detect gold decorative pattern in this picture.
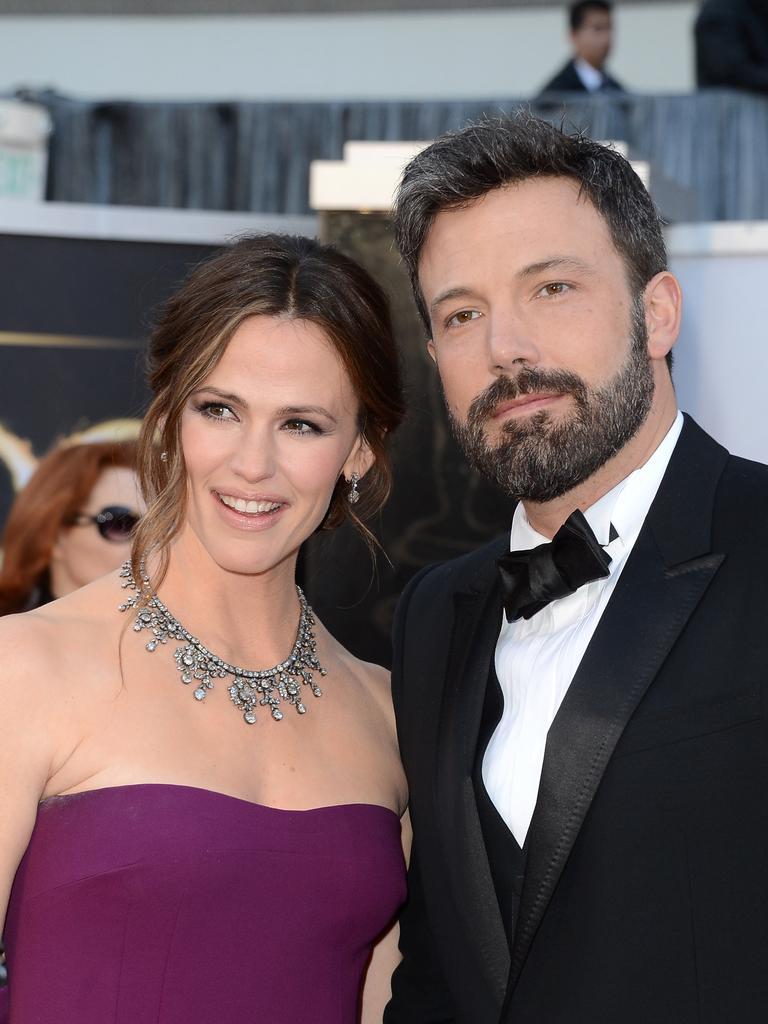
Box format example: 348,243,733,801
0,331,142,350
0,419,143,492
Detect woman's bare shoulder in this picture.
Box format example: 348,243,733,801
0,609,76,792
354,656,391,696
0,607,62,677
330,637,393,716
0,578,125,872
0,570,125,695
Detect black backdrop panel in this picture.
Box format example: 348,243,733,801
0,232,217,527
2,234,214,337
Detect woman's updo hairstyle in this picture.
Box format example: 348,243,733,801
132,233,404,581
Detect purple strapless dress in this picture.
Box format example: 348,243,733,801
1,784,405,1023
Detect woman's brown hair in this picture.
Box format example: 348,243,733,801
132,233,404,586
0,440,139,615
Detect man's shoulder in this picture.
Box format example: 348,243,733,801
392,534,507,657
403,533,509,609
391,535,508,709
716,450,768,529
686,412,768,497
603,70,625,91
721,450,768,486
675,416,768,539
697,0,744,28
538,60,582,94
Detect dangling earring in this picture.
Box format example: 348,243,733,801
347,472,360,505
160,451,168,462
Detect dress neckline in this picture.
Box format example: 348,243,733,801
40,781,402,822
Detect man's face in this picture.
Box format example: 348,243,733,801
418,177,655,502
572,8,613,69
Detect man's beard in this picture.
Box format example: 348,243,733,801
448,303,655,502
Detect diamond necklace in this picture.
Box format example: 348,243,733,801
118,561,327,724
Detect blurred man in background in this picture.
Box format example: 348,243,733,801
539,1,624,95
696,0,768,95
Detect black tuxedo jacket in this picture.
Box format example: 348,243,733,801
385,417,768,1023
538,59,624,95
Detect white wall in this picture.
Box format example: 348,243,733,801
1,3,697,102
668,224,768,465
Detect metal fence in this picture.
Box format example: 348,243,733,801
24,88,768,222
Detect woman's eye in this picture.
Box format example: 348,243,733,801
446,309,481,328
283,419,321,436
197,401,236,422
538,282,570,298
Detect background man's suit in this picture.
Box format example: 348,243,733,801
385,416,768,1023
696,0,768,95
538,59,624,94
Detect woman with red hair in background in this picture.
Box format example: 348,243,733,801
0,440,142,615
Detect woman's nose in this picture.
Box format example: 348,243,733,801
228,429,276,484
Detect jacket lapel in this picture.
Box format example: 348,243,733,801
434,542,511,1006
506,416,729,994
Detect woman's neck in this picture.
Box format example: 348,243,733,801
147,529,304,671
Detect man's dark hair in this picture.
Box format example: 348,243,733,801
570,0,612,32
392,111,669,366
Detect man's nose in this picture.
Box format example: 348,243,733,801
486,311,541,372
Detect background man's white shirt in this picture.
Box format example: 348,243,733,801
574,57,606,92
482,412,684,846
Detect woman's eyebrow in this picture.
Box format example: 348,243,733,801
191,391,339,425
276,405,338,424
191,386,243,405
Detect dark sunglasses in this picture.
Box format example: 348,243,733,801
69,505,140,542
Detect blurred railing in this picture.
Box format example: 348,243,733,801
0,0,679,11
21,89,768,222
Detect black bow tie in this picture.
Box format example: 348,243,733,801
497,509,613,623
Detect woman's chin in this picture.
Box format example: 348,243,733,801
182,531,299,580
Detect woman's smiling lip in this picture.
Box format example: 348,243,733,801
213,488,288,506
492,392,564,418
211,489,289,530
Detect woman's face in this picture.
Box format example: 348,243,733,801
179,315,371,578
51,465,143,598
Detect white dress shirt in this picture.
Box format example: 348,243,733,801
482,412,684,847
574,58,606,93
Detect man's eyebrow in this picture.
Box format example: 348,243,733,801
517,256,594,279
429,287,482,317
428,257,594,316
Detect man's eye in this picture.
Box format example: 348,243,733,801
446,309,481,328
538,282,570,297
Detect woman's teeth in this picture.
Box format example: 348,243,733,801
218,494,282,514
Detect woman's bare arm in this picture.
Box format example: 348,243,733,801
360,809,412,1024
0,617,59,933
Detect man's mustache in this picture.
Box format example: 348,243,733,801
466,368,589,430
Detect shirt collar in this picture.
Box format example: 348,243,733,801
574,58,605,92
510,411,684,554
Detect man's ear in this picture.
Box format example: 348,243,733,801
342,434,375,483
427,338,437,364
643,271,682,362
